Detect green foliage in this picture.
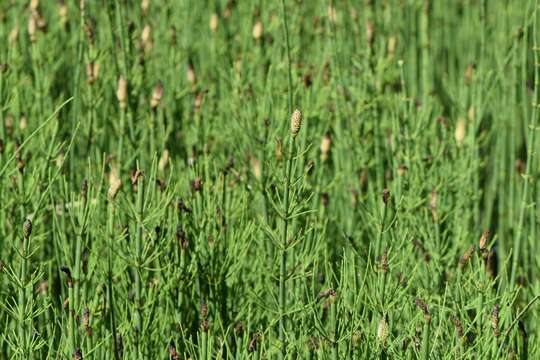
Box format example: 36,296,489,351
0,0,539,358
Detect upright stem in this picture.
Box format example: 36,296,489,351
280,0,293,115
0,63,5,140
278,1,295,358
70,2,86,185
279,136,295,359
106,204,120,360
510,2,538,289
134,174,145,356
420,0,430,99
18,227,31,356
149,111,156,161
375,199,388,262
421,321,431,360
117,109,126,168
71,233,83,353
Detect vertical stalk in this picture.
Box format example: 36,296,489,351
280,0,293,115
68,268,76,354
134,173,145,356
70,1,86,184
72,232,84,352
375,193,389,262
117,109,126,167
18,220,32,357
106,204,120,360
201,329,208,360
330,298,339,360
149,111,156,161
260,118,273,263
421,321,431,360
278,1,295,358
420,0,430,99
279,135,294,359
510,2,538,289
0,63,5,140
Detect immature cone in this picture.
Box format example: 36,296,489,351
189,88,203,108
200,319,209,332
248,335,259,353
377,316,388,344
192,177,203,192
382,188,390,204
150,82,164,109
23,218,32,238
141,0,149,14
72,348,83,360
379,248,389,273
458,245,476,268
186,61,196,84
141,24,152,51
19,116,28,132
86,61,100,84
320,133,331,162
415,297,431,323
168,344,180,360
82,308,90,328
9,26,20,44
252,20,263,40
387,36,397,57
492,304,500,337
464,64,475,85
451,315,464,339
30,0,40,11
200,302,208,319
107,167,122,200
290,109,302,137
116,76,127,109
454,118,466,146
365,20,375,47
327,5,337,23
250,156,261,180
468,106,476,122
479,230,490,255
28,15,37,42
209,13,219,32
275,139,283,162
58,2,68,24
84,19,95,44
158,149,169,171
140,25,150,43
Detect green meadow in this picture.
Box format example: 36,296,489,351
0,0,539,358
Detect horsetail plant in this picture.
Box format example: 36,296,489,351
0,1,539,359
278,109,302,358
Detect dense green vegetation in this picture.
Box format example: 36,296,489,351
0,0,539,358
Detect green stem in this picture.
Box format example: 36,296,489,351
107,204,120,360
510,2,538,289
117,109,126,168
420,0,430,98
134,174,145,356
278,1,295,358
279,136,295,360
18,231,30,356
375,201,388,263
70,1,86,185
201,330,208,360
421,321,430,360
280,0,293,115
